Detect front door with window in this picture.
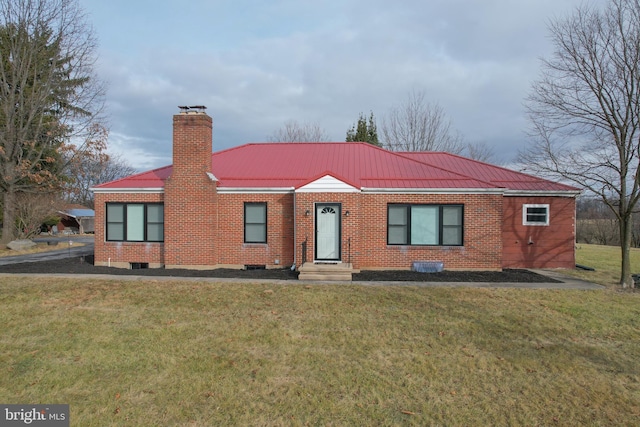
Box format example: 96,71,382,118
315,203,341,261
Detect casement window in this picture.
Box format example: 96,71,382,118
523,204,549,226
244,202,267,243
106,203,164,242
388,204,463,246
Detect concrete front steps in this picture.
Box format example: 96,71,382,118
298,262,357,281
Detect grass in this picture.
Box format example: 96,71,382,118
562,243,640,288
0,276,639,426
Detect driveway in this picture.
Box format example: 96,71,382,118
0,236,94,265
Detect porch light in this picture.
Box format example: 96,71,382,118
345,210,350,216
305,210,310,216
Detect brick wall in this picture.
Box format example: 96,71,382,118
215,193,294,268
294,192,503,270
502,196,576,268
96,187,575,270
95,190,573,271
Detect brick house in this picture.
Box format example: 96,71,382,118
92,107,580,278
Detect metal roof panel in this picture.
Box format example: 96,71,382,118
94,143,576,193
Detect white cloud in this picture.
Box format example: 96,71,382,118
84,0,607,171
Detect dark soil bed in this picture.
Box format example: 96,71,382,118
0,255,561,283
354,269,561,283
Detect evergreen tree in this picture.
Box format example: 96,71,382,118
346,112,380,146
0,0,105,243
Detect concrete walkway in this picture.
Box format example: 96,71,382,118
0,269,605,290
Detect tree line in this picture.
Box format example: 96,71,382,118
268,90,496,162
577,197,640,248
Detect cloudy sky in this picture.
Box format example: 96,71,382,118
82,0,605,171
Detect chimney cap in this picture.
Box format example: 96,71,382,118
178,105,207,114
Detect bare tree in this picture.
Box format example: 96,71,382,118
14,191,62,239
462,141,497,163
0,0,105,243
382,90,465,153
63,123,136,209
520,0,640,287
267,120,330,142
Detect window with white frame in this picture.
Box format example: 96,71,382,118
388,204,463,246
106,203,164,242
523,204,549,226
244,202,267,243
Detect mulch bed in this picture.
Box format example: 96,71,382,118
0,255,561,283
354,269,561,283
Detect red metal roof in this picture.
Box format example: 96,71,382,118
96,165,172,189
399,152,579,192
94,142,578,192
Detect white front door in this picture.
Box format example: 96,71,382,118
315,203,341,261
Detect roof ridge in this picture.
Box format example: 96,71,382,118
357,144,501,187
426,151,562,183
401,151,580,191
212,143,254,156
93,164,172,188
211,141,363,158
393,151,503,188
237,141,356,145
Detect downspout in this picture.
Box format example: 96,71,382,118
292,191,297,270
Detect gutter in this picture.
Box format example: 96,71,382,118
361,187,505,195
91,188,164,194
503,190,582,197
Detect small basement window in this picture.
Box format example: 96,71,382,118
523,204,549,226
130,262,149,269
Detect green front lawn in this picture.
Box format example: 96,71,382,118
0,276,638,426
564,243,640,288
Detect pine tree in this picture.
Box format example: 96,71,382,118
0,0,105,243
346,112,380,146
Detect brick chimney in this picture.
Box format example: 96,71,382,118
164,106,218,269
172,106,213,176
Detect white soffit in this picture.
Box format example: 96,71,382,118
296,175,360,193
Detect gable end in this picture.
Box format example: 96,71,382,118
296,175,360,193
